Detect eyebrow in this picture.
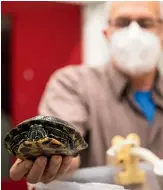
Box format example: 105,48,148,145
114,15,155,19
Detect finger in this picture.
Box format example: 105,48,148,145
10,159,33,181
42,155,62,184
56,156,72,178
26,156,47,184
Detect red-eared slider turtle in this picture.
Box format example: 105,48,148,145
4,116,88,161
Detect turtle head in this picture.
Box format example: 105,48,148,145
28,124,47,141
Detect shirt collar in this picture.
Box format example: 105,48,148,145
105,63,128,99
104,62,163,100
156,71,163,95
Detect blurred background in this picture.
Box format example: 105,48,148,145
1,1,163,190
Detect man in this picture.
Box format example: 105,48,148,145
10,1,163,185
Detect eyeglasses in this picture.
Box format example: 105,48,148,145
108,17,163,29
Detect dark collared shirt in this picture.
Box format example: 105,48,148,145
38,63,163,168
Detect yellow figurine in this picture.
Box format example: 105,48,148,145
107,133,145,186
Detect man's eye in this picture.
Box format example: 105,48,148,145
138,19,155,28
115,19,131,28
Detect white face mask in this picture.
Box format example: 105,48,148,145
110,22,162,75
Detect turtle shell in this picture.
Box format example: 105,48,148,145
4,115,88,161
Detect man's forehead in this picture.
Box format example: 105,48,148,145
110,1,161,18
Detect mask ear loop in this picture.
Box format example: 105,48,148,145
161,30,163,48
159,19,163,47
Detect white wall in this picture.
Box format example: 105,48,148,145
82,2,111,67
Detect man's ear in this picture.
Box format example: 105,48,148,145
103,27,112,43
103,28,107,38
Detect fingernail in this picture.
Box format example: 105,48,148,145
37,157,47,166
24,161,33,169
54,156,61,164
64,157,72,164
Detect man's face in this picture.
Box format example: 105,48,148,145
104,1,163,48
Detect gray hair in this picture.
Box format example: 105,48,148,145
105,1,163,20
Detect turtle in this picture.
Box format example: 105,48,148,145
4,115,88,161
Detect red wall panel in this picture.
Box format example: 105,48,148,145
2,2,81,126
2,179,27,190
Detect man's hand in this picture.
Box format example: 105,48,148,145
10,155,80,184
